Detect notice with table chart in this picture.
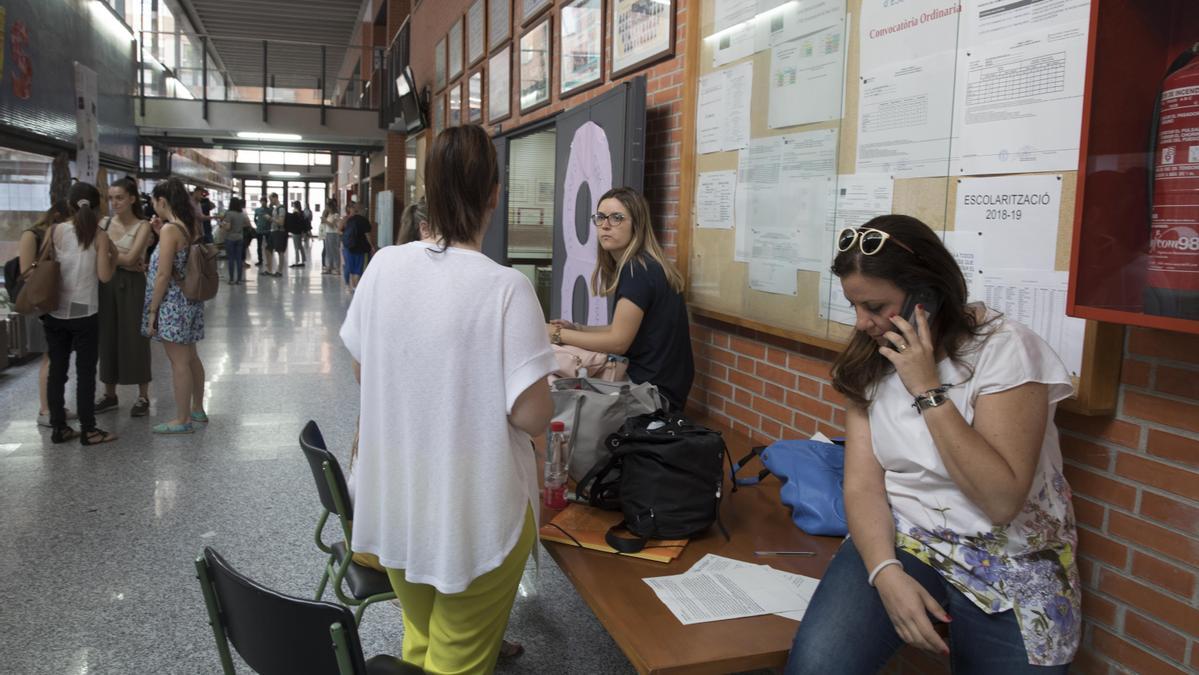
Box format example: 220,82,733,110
697,62,753,155
952,24,1088,175
981,269,1085,376
697,171,737,229
955,174,1062,273
961,0,1091,46
644,559,814,625
768,18,846,128
856,54,958,178
819,174,895,325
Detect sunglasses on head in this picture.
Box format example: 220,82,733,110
836,227,916,256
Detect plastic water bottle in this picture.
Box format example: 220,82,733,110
544,421,568,509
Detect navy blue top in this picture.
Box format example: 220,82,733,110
615,255,694,411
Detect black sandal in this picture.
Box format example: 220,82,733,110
81,428,118,446
51,426,79,444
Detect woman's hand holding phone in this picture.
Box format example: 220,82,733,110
880,308,941,397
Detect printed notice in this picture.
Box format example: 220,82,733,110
697,171,737,229
645,557,818,625
955,174,1063,272
697,62,753,155
942,230,984,300
819,174,895,325
749,260,798,295
859,0,961,74
856,54,958,178
981,269,1086,376
768,19,847,128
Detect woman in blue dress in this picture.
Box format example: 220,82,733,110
141,178,208,434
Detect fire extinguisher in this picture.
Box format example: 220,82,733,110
1147,43,1199,320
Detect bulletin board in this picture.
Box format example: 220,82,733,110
682,0,1119,411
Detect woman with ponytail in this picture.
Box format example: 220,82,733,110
43,181,118,445
142,177,208,435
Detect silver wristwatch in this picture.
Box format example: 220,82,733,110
912,386,951,414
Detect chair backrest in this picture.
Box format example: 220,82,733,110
200,546,368,675
299,420,354,520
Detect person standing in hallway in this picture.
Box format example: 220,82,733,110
94,177,153,419
219,197,249,284
192,187,215,244
340,125,555,674
19,201,77,428
396,198,429,245
287,201,308,268
264,192,288,277
320,198,341,275
142,178,208,435
341,202,372,290
43,182,118,445
253,197,271,267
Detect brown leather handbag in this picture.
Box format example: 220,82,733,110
14,224,61,316
172,227,219,302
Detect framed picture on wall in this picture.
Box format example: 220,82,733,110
435,38,447,91
449,18,465,79
488,45,511,123
468,71,484,122
520,0,552,26
433,92,445,136
468,0,487,66
489,0,511,52
519,16,552,113
611,0,675,78
560,0,603,97
449,83,463,126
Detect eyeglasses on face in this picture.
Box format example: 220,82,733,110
836,227,916,256
591,211,628,228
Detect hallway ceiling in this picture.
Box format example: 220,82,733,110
184,0,367,90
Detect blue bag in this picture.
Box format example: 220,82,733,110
730,439,848,536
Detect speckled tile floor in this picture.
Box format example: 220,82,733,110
0,243,636,675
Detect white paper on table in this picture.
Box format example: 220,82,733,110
952,24,1088,175
859,0,961,75
750,260,799,295
689,553,764,573
981,268,1085,377
961,0,1091,47
644,565,812,625
684,555,821,624
941,230,985,301
773,572,821,622
697,63,753,155
955,174,1062,273
768,19,846,128
856,54,958,178
697,171,738,229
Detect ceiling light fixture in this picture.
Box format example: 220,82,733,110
269,171,301,177
237,132,303,141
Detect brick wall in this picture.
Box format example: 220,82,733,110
404,0,688,260
688,319,1199,673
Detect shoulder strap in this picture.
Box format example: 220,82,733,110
604,522,649,554
731,445,771,487
36,223,59,263
575,452,623,510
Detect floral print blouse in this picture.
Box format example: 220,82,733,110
869,308,1080,666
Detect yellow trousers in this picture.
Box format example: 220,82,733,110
385,507,535,675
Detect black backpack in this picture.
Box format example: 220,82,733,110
577,411,731,553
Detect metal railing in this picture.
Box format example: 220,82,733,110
137,31,384,116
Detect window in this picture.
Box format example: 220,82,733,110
308,183,327,212
259,151,285,165
311,153,332,166
236,150,260,164
243,179,264,208
506,128,556,259
285,152,309,166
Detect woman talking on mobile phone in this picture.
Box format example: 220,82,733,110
785,215,1079,674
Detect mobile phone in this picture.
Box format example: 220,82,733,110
899,287,942,331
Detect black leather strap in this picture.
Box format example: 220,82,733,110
604,521,649,553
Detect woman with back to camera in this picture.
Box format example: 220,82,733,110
142,178,208,435
42,182,117,445
548,187,693,411
94,176,153,418
218,197,249,284
785,215,1079,674
340,125,555,674
320,198,341,275
19,201,75,428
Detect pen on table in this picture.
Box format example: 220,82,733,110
753,551,817,557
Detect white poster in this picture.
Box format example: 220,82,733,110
942,230,984,300
713,22,756,67
961,0,1090,47
74,62,99,184
981,268,1086,376
955,174,1063,272
715,0,759,32
856,54,958,178
768,19,846,128
858,0,962,74
749,260,799,295
819,174,895,324
696,170,737,229
696,62,752,154
952,24,1089,175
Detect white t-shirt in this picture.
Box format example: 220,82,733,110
340,242,556,594
51,222,99,320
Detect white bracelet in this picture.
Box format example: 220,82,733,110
868,558,902,587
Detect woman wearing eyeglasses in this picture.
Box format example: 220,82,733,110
786,215,1079,674
547,187,693,411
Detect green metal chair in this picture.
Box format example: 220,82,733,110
299,420,397,625
194,546,420,674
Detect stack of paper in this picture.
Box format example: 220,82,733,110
643,554,820,625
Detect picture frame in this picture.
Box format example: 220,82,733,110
488,45,512,123
434,37,447,91
449,17,464,79
559,0,604,98
468,71,484,122
488,0,511,52
449,83,463,127
520,0,552,26
610,0,675,79
468,0,487,66
519,16,552,113
432,92,445,136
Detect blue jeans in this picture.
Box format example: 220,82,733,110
225,239,244,282
785,538,1069,675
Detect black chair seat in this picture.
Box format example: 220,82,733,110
366,655,424,675
332,541,395,599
